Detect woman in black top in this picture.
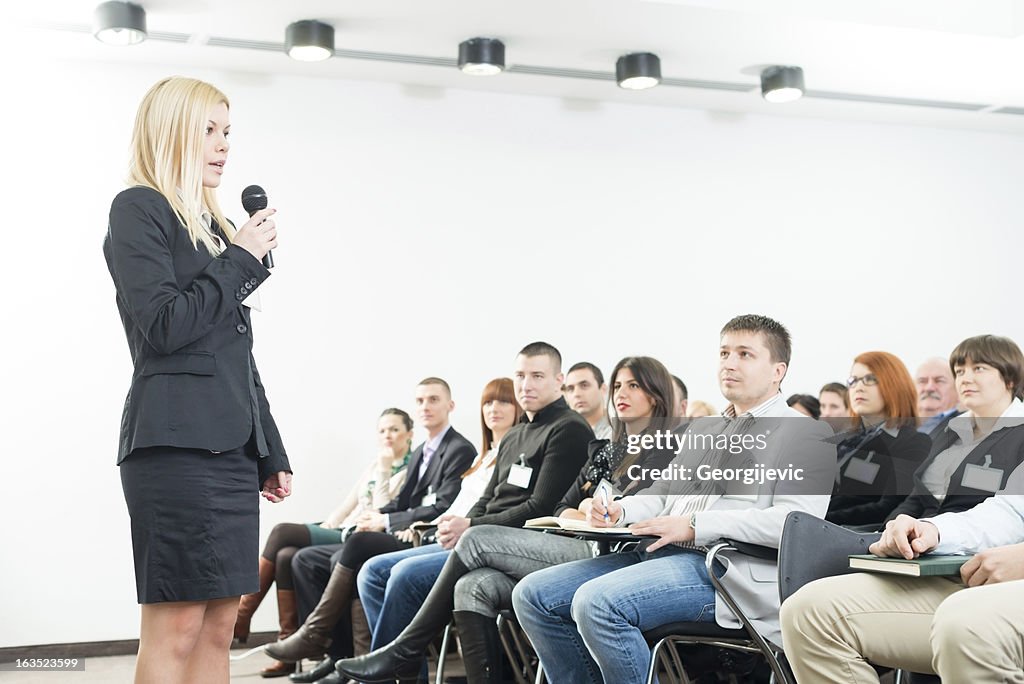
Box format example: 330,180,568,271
104,77,290,683
826,351,930,527
335,356,678,683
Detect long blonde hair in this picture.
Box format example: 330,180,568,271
127,76,233,254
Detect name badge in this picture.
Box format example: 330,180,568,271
845,454,880,485
421,490,438,507
962,455,1003,493
722,492,759,502
508,464,533,489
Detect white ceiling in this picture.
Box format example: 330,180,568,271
16,0,1024,133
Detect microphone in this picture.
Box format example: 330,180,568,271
241,184,273,269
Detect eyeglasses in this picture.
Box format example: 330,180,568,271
847,374,879,388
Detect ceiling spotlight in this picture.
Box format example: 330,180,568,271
459,38,505,75
760,66,805,103
285,20,335,62
93,1,147,46
616,53,661,90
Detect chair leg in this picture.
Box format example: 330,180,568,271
434,622,452,684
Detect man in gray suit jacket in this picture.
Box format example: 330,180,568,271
512,314,836,684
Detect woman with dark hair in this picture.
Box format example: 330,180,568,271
233,408,413,676
819,382,850,419
787,393,822,419
268,379,519,678
884,334,1024,523
336,357,678,684
825,352,932,527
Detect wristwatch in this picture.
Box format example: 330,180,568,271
689,513,698,530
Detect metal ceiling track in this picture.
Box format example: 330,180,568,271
34,21,1024,115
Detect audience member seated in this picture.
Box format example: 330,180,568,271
671,373,690,421
819,380,853,434
818,382,849,419
233,408,414,676
507,315,835,683
563,361,612,439
293,378,519,682
686,399,717,418
825,352,932,528
885,335,1024,524
787,393,821,419
340,357,678,683
915,356,962,435
782,466,1024,683
333,342,594,683
263,378,477,669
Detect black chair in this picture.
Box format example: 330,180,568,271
496,609,544,684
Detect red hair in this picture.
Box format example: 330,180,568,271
851,351,918,429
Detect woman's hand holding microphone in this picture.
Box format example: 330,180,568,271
233,207,277,261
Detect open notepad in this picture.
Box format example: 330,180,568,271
849,554,967,577
524,516,639,535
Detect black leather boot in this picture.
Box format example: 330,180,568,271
452,611,503,684
334,554,471,683
288,656,335,683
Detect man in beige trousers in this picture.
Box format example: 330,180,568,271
781,464,1024,683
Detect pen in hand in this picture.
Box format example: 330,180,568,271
600,486,611,524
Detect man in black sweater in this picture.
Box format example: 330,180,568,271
335,341,594,683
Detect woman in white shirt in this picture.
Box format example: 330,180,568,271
233,408,413,676
350,379,521,663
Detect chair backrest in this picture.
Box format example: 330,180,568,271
777,511,881,603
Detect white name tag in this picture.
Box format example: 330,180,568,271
508,464,534,489
962,464,1004,493
722,492,759,502
421,491,437,507
845,456,881,485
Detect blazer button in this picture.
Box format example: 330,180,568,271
250,278,258,286
245,282,253,290
235,293,244,301
236,324,248,334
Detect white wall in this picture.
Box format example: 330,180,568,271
3,52,1021,648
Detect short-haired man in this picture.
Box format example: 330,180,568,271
511,315,835,683
671,373,689,419
334,342,594,683
267,378,476,666
563,361,611,439
915,357,960,435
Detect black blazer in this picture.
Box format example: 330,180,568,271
103,187,290,484
825,424,932,526
379,426,476,531
885,419,1024,522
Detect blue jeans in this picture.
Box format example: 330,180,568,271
512,546,718,684
357,544,451,648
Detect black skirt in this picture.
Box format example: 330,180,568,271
120,442,260,603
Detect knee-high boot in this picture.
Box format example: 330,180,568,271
351,599,371,656
334,554,471,683
261,589,300,677
235,556,275,643
453,611,503,684
265,564,355,663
